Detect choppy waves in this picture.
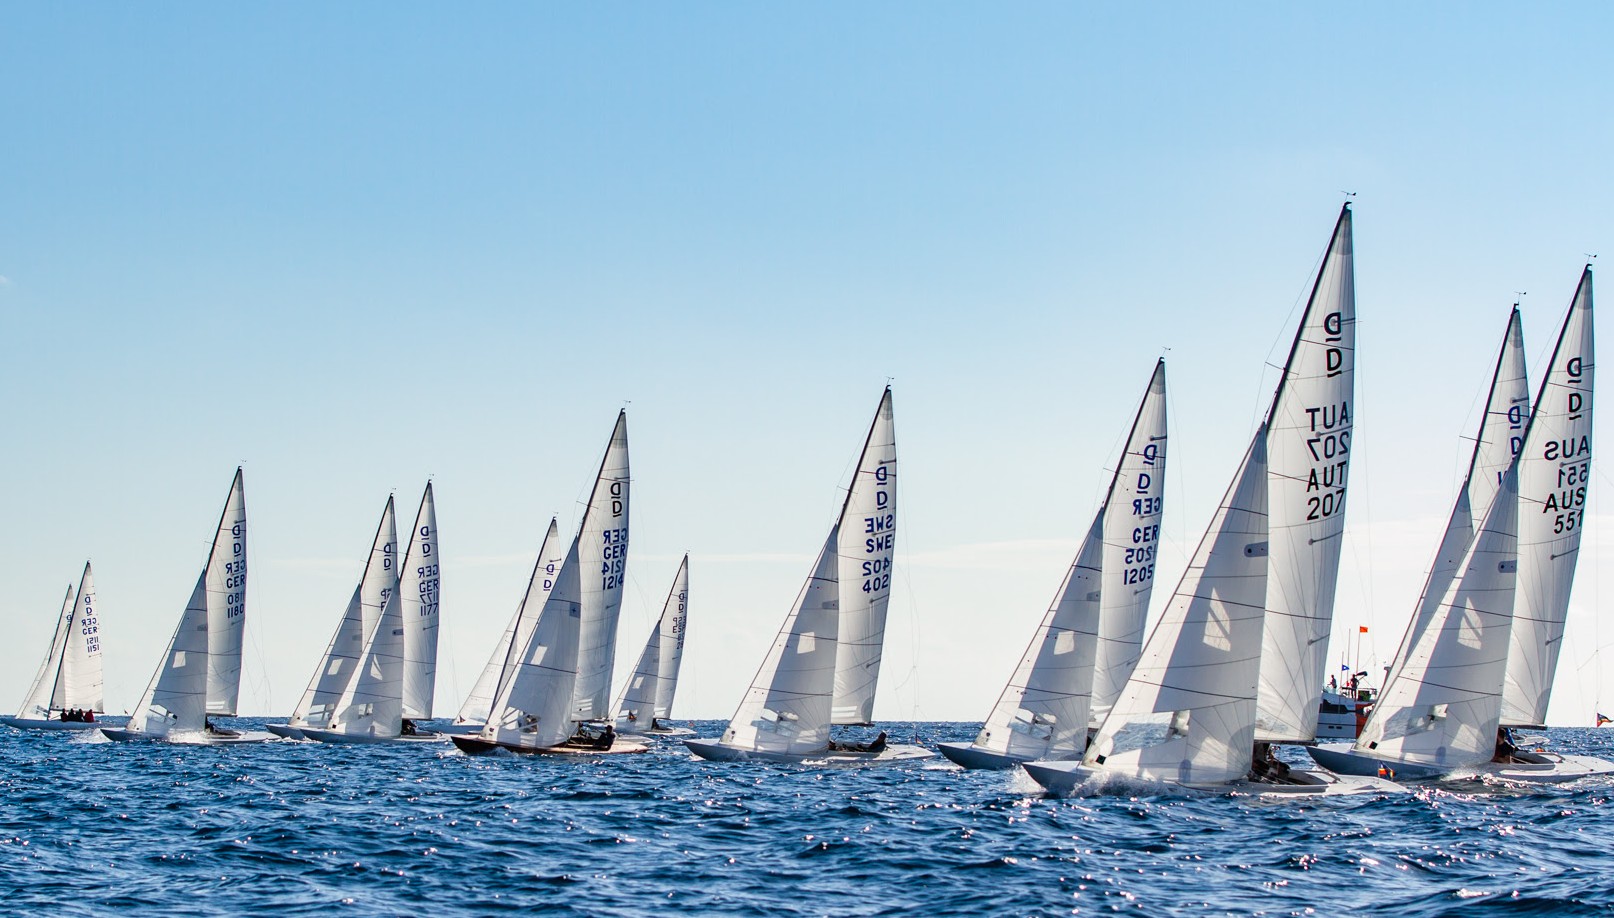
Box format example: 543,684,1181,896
0,723,1611,915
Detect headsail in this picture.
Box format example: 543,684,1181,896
1504,268,1595,726
289,497,399,728
1388,309,1528,687
400,484,441,719
719,527,842,756
1256,204,1357,743
205,468,248,715
456,518,562,726
615,555,691,728
17,586,76,719
479,538,585,750
568,411,631,722
1085,431,1270,785
831,388,897,725
328,590,407,739
1353,468,1520,767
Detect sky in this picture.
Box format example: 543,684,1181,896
1,4,1612,725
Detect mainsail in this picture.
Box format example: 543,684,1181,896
615,555,691,728
289,497,399,729
205,469,248,715
455,518,562,726
568,410,631,722
400,484,441,719
55,563,105,713
831,388,897,725
1256,204,1357,743
971,361,1168,759
1085,431,1270,785
126,470,248,736
1504,267,1595,727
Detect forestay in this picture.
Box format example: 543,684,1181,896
1085,431,1269,786
1505,268,1595,727
1355,468,1520,767
831,389,897,725
456,519,562,726
568,411,631,722
1388,309,1528,688
719,528,841,756
290,497,398,728
400,484,441,719
1256,204,1356,743
205,469,249,715
615,555,690,728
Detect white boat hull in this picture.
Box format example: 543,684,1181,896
300,728,448,745
102,727,275,745
436,722,485,735
1022,759,1406,797
0,716,114,731
685,738,933,765
618,725,696,737
1476,752,1614,783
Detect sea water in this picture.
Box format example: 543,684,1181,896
1,721,1612,916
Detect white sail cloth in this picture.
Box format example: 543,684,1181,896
568,411,631,722
16,565,103,718
831,389,897,725
456,519,562,726
615,555,690,729
400,484,441,719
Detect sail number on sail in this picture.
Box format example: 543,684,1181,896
80,590,100,654
224,520,247,618
1302,312,1352,522
861,464,895,593
1121,441,1164,587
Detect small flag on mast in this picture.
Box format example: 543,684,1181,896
1358,626,1369,634
1598,713,1611,727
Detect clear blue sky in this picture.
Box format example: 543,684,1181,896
2,4,1611,722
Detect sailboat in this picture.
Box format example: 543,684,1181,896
686,389,929,764
266,496,399,740
940,360,1168,769
452,411,649,756
302,485,446,744
104,469,262,743
614,555,692,735
1,563,107,730
1310,273,1611,782
442,518,564,734
1024,206,1396,795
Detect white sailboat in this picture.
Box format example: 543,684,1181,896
2,563,108,730
1025,206,1396,796
940,360,1168,769
303,485,446,744
1310,273,1611,783
452,411,648,756
105,469,262,743
444,518,563,734
687,389,929,764
614,555,692,735
266,496,399,740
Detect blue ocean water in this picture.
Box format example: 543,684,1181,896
2,721,1613,916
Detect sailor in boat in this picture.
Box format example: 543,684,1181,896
1249,742,1293,783
650,717,663,732
203,718,241,738
827,730,888,754
563,723,616,750
1493,727,1520,765
401,718,418,737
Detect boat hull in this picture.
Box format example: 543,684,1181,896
301,728,447,745
685,738,933,765
451,735,651,756
265,723,306,740
1304,742,1451,780
435,722,486,736
101,728,275,745
0,717,110,731
618,725,695,737
937,741,1039,770
1478,752,1614,783
1023,759,1406,797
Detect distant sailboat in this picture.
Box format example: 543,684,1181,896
445,518,563,734
452,412,647,756
1025,206,1396,796
266,497,399,740
1,563,107,730
614,555,692,735
686,389,930,764
303,485,445,744
940,360,1167,769
105,469,262,743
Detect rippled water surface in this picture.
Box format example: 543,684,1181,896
3,721,1614,915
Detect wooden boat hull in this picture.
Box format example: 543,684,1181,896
685,738,933,765
451,735,651,756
